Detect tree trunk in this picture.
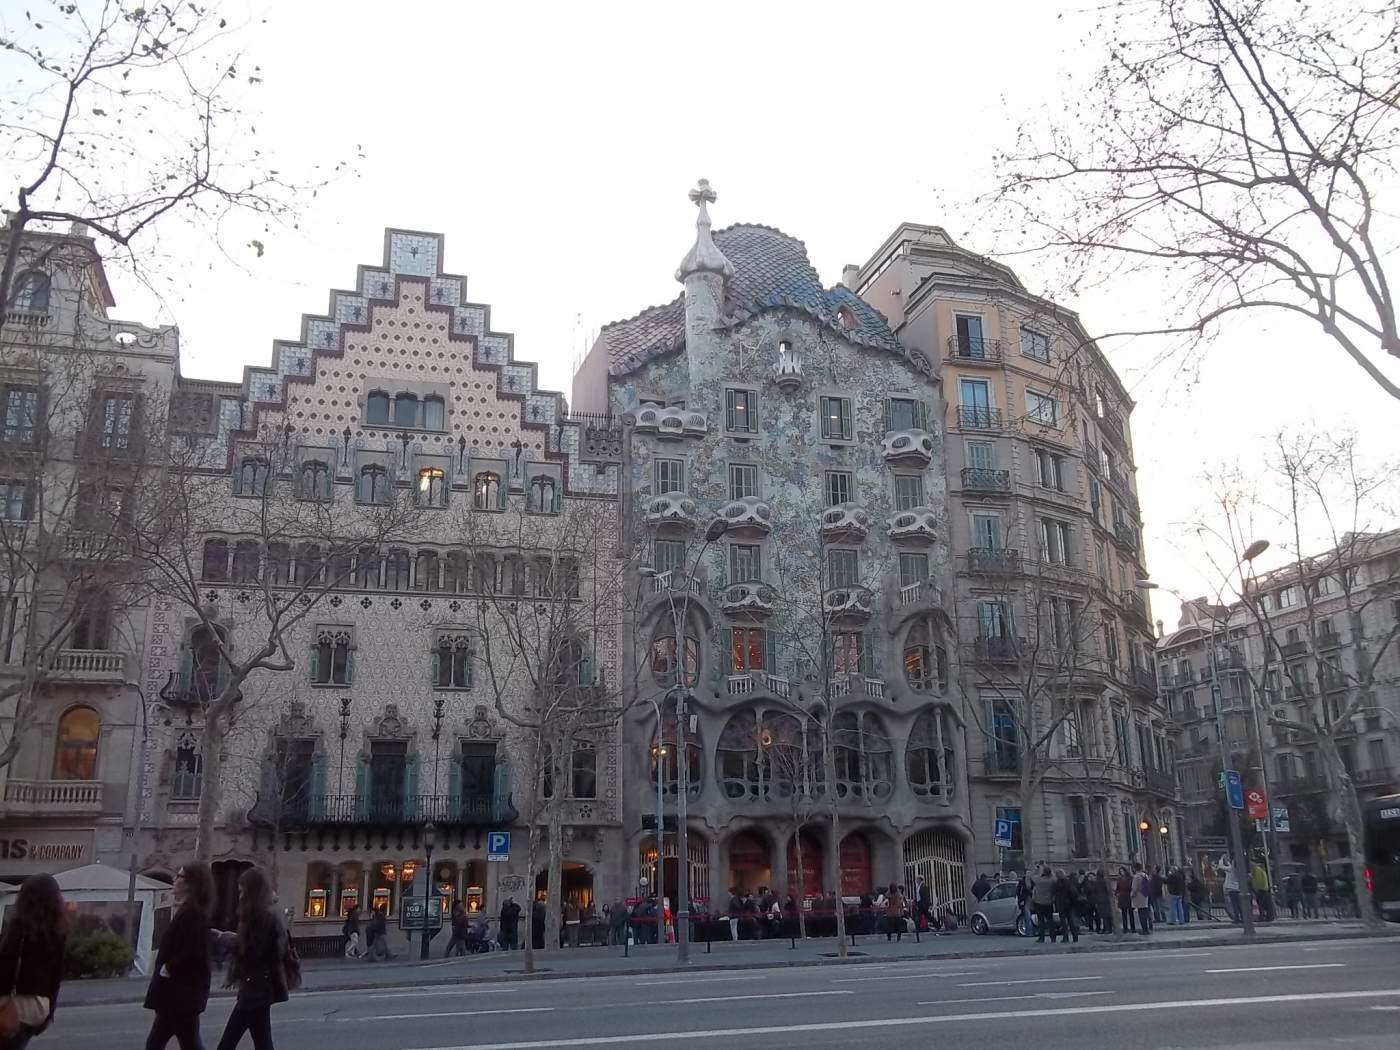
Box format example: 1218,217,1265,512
794,829,807,940
522,822,540,974
822,739,847,957
545,793,564,952
195,717,228,862
1318,733,1384,929
1018,764,1040,870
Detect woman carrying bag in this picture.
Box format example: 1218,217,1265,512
0,874,68,1050
215,868,291,1050
145,862,215,1050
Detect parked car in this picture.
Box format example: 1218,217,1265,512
969,881,1027,935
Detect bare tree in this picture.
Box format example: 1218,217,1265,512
0,1,335,333
763,723,823,941
1210,431,1398,928
463,497,632,974
989,0,1400,398
130,429,424,859
0,345,164,769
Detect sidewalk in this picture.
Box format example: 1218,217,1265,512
64,918,1397,1006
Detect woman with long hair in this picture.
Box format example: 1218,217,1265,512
0,873,68,1049
215,868,288,1050
144,862,215,1050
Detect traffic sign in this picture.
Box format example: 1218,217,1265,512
487,830,511,862
993,818,1014,848
1224,769,1244,810
1246,788,1268,820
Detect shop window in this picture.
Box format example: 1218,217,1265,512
304,862,332,918
54,706,100,780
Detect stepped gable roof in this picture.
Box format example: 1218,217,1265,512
603,223,903,376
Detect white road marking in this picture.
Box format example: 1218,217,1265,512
831,970,982,983
1205,963,1347,974
366,987,521,999
657,991,852,1005
918,991,1112,1006
958,976,1105,987
406,989,1400,1049
351,1007,553,1022
635,975,772,987
1369,1005,1400,1011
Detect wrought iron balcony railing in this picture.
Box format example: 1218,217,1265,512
957,406,1003,430
249,791,517,829
960,467,1010,492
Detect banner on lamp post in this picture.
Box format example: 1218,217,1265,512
1246,788,1268,821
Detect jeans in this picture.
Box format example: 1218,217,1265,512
1256,890,1273,921
1303,892,1319,918
1034,905,1055,942
1136,906,1153,934
1055,910,1079,943
147,1011,205,1050
1120,906,1134,933
215,1005,273,1050
1227,890,1242,922
1167,893,1184,924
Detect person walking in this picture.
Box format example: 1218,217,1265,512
915,876,932,931
1031,866,1056,943
605,900,628,946
145,862,215,1050
1016,870,1034,938
443,903,468,957
214,867,289,1050
1251,860,1273,922
0,873,67,1050
563,900,581,948
1283,875,1301,920
1131,862,1153,936
341,906,367,960
970,873,991,901
1222,857,1242,923
1050,870,1080,945
884,885,907,942
1301,871,1320,919
498,898,521,951
366,908,393,961
1115,866,1134,934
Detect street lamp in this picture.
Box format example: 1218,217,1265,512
1159,824,1170,866
419,821,437,960
1139,819,1151,862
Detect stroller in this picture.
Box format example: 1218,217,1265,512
464,918,493,953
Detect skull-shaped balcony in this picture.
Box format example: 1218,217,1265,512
819,502,869,543
822,585,875,624
881,428,935,467
772,343,804,392
718,495,772,537
720,581,777,618
633,406,708,440
887,506,939,544
643,492,700,531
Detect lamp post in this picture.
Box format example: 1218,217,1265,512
1139,819,1151,863
1159,824,1170,866
420,821,437,960
337,697,353,798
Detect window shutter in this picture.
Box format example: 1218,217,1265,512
578,648,594,686
352,470,362,502
841,399,852,439
354,758,369,818
323,468,333,500
721,628,734,675
402,754,419,817
763,630,777,675
308,644,320,684
464,644,475,689
498,481,508,510
916,401,927,430
882,399,891,432
430,645,441,687
863,628,879,676
311,754,327,820
448,760,463,811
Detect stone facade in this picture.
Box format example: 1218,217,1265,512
855,225,1176,876
575,188,974,916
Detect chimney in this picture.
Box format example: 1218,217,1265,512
841,263,861,289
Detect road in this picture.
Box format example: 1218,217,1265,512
58,935,1400,1049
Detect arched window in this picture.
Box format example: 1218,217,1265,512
201,539,229,581
296,543,323,585
434,634,473,689
71,590,112,650
415,550,439,590
473,471,501,510
570,738,596,799
359,465,388,504
763,715,806,800
188,627,223,702
907,709,954,798
171,730,203,800
385,548,411,590
232,540,261,583
54,707,100,779
422,396,445,430
312,628,352,686
10,271,50,312
832,712,893,800
444,551,469,593
300,460,331,501
267,543,291,585
393,393,419,426
366,391,390,425
236,457,268,496
357,547,380,588
717,711,763,800
650,633,700,686
417,467,446,507
528,475,558,514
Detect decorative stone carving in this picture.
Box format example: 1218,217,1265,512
373,704,410,739
633,405,706,439
642,492,699,530
772,343,804,392
718,495,772,535
277,701,317,738
720,581,777,617
822,586,875,622
465,704,501,740
819,502,869,542
888,506,939,543
881,428,936,466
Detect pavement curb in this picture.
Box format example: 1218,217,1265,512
67,927,1400,1007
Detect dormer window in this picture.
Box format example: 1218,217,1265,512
836,306,856,331
9,271,50,313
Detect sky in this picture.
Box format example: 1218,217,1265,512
8,0,1397,630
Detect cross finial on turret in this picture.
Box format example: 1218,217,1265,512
689,179,717,208
676,177,734,283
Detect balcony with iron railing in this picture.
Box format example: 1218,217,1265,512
968,636,1021,664
249,791,517,829
1122,590,1151,625
2,779,105,816
982,749,1023,777
1134,767,1178,797
1280,640,1309,658
1352,766,1397,789
1130,663,1158,696
1275,774,1329,796
965,547,1020,574
1112,520,1139,552
960,467,1011,493
946,335,1003,363
1100,412,1127,451
956,405,1004,430
1317,630,1343,650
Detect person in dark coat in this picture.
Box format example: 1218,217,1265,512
214,867,289,1050
498,898,521,950
366,908,392,961
444,903,468,957
145,862,215,1050
0,873,67,1050
1050,870,1080,944
530,899,546,950
970,873,991,901
1115,866,1135,933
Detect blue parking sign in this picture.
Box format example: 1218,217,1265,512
1223,769,1244,810
487,831,511,862
993,819,1014,848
